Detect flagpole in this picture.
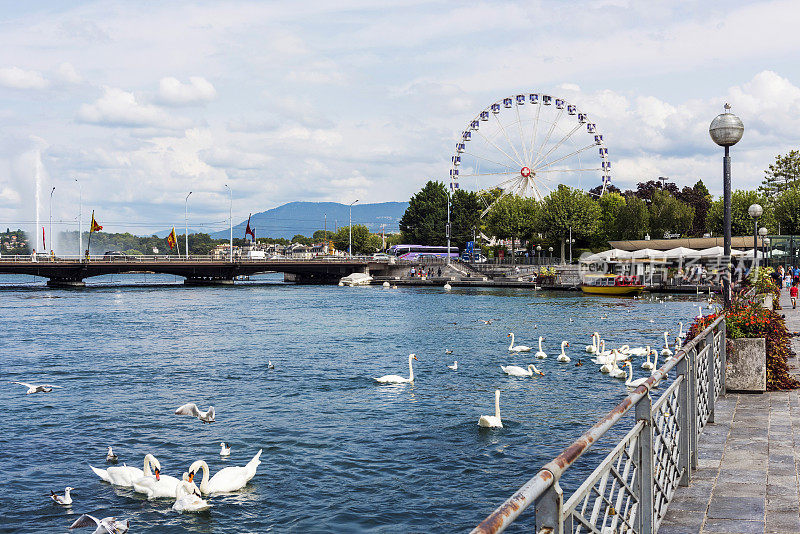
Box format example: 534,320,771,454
86,210,93,261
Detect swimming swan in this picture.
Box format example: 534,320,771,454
131,455,181,499
501,364,543,377
375,354,418,383
478,390,503,428
557,341,570,362
641,349,657,370
447,361,458,370
534,336,547,359
625,362,649,389
661,332,673,357
507,333,532,352
173,477,211,513
585,332,599,353
188,449,262,494
90,453,160,488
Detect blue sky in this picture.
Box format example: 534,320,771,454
1,0,800,246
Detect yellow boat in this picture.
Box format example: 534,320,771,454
580,274,645,296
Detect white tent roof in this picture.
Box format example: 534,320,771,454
630,248,667,259
582,249,633,262
694,246,745,257
740,249,767,258
662,246,698,258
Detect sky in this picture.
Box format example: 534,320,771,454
2,0,800,245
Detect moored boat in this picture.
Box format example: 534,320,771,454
580,274,644,296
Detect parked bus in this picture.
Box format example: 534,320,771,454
388,244,459,260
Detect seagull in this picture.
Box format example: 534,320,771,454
51,486,73,505
11,381,62,394
481,319,493,325
445,349,453,354
175,403,215,423
447,361,458,370
220,442,231,456
267,361,275,369
106,447,118,464
69,514,129,533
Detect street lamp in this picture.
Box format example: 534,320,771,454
184,191,192,259
658,176,669,189
709,103,744,307
224,185,232,262
49,186,55,255
748,203,762,273
764,237,771,265
536,245,541,264
548,246,553,264
75,178,82,259
349,199,359,257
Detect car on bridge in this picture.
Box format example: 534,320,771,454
103,251,131,261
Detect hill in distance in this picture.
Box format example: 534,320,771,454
205,201,408,240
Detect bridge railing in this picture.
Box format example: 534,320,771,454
0,254,378,264
471,313,726,534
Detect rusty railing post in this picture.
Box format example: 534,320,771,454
688,346,699,470
636,393,654,533
719,320,727,395
534,480,563,534
706,330,716,423
677,352,691,486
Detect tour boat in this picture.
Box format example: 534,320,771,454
338,272,373,287
580,274,645,296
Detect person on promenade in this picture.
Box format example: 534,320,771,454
793,265,800,285
791,281,798,310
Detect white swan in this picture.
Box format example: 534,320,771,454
188,449,262,494
11,381,62,394
478,390,503,428
51,486,73,505
557,341,571,362
220,442,231,457
173,477,211,513
69,514,129,534
501,364,543,377
447,361,458,370
677,322,686,340
599,350,619,374
131,455,181,499
595,339,612,358
375,354,418,383
444,283,452,290
661,332,673,357
90,453,159,488
627,345,650,357
641,348,657,370
625,362,649,389
585,332,599,353
534,336,547,359
175,403,215,423
608,359,626,379
507,333,532,352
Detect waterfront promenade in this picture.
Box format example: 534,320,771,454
659,290,800,534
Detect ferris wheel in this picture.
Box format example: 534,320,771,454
450,93,611,215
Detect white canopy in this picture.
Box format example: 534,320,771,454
740,249,767,259
582,249,633,262
662,246,698,259
630,248,666,259
693,246,745,257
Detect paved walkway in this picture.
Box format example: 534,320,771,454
659,290,800,534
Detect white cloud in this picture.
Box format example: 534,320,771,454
201,147,272,170
157,76,217,106
0,66,48,89
55,62,82,84
77,86,187,129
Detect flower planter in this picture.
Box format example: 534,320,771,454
726,337,766,392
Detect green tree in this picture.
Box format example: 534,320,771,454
398,180,448,245
450,189,482,250
332,224,372,254
313,230,334,241
615,196,650,240
484,195,538,262
773,187,800,235
595,192,626,245
760,150,800,199
706,190,775,236
676,180,712,236
537,185,600,262
648,189,695,238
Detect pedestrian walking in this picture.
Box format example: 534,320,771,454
791,281,798,309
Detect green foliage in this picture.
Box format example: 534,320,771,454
648,188,695,238
773,186,800,235
760,150,800,199
538,185,600,261
676,180,712,237
450,189,482,250
595,192,626,245
332,224,373,254
706,190,774,236
484,195,538,242
615,196,650,240
399,180,448,246
0,229,31,254
312,230,334,241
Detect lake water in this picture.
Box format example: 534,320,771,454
0,274,706,533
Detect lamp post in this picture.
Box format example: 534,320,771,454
548,246,553,264
75,178,82,260
446,188,451,265
49,186,55,254
764,237,771,265
224,185,232,262
709,103,744,307
536,245,541,264
184,191,192,259
759,227,768,267
349,199,358,257
748,203,762,274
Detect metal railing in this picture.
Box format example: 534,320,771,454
472,314,726,534
0,254,377,264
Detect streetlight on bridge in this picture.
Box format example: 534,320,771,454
349,199,359,257
184,191,192,259
224,185,232,263
709,103,744,307
49,186,55,255
748,203,762,273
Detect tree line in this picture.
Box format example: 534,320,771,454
398,151,800,261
